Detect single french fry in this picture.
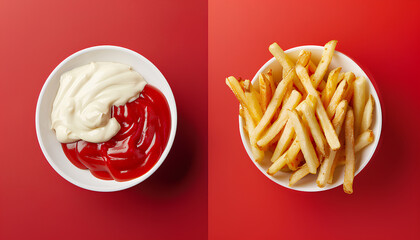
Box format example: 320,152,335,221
273,78,291,122
243,107,265,162
257,89,302,148
271,120,294,162
288,110,319,174
295,50,341,150
310,40,338,88
327,148,346,184
251,69,294,145
326,78,348,119
322,67,342,107
285,139,302,170
328,154,338,184
281,84,293,109
269,43,294,71
226,76,262,124
355,130,374,152
353,76,369,136
361,95,375,133
258,74,272,112
289,164,310,186
332,100,349,133
343,72,356,102
239,106,246,133
316,100,348,187
327,158,338,184
265,69,276,93
267,152,288,175
344,108,355,194
299,97,327,156
269,42,306,93
324,71,345,102
243,80,263,127
243,79,261,102
226,76,246,106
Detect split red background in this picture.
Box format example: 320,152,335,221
0,0,207,239
209,0,420,239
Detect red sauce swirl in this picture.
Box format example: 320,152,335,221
62,85,171,181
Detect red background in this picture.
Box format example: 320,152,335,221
0,0,207,239
209,0,420,239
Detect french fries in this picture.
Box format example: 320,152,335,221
228,40,377,194
344,108,355,194
242,107,265,163
259,73,273,112
326,79,348,119
308,60,317,74
295,50,341,150
267,152,288,175
343,72,356,102
250,69,294,145
328,148,344,184
322,67,342,107
332,100,349,133
298,96,327,156
310,40,337,88
265,70,276,93
271,120,294,162
355,130,374,152
353,76,369,136
288,110,319,174
269,43,306,94
269,138,302,175
243,80,263,126
281,84,293,108
360,95,375,133
289,151,304,171
317,79,326,91
257,90,302,148
226,76,262,124
316,100,348,188
289,164,310,186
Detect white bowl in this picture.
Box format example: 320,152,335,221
239,45,382,192
36,46,177,192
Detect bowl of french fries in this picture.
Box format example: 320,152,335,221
226,40,382,193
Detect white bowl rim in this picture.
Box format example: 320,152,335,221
35,45,178,192
239,45,383,192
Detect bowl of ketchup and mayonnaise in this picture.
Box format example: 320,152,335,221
36,46,177,192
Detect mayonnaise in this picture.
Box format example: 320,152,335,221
51,62,147,143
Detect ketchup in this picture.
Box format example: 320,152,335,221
62,85,171,181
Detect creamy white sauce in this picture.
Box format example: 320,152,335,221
51,62,147,143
